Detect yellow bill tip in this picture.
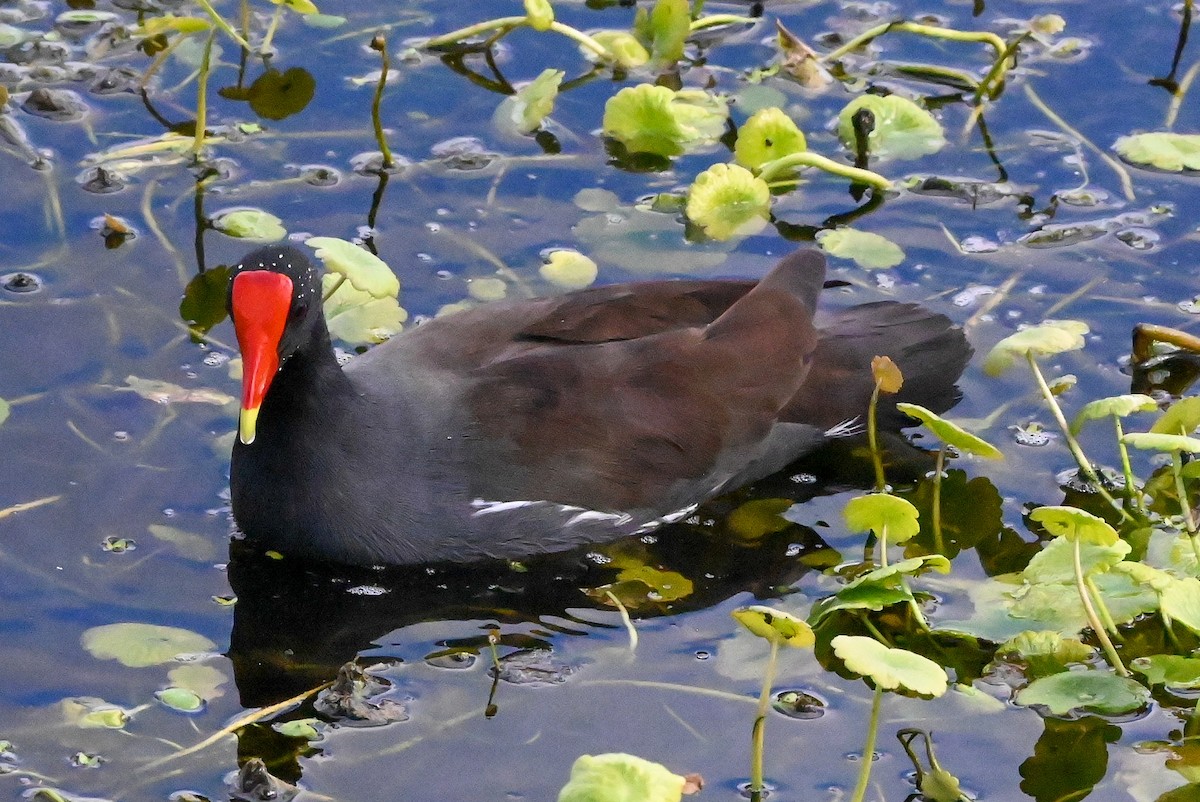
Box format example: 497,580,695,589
239,406,260,445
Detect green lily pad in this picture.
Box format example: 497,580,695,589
734,107,807,171
611,564,694,604
306,237,400,298
1131,654,1200,689
558,753,687,802
1152,397,1200,436
732,605,815,648
147,524,220,562
1122,432,1200,453
602,84,728,158
843,493,921,543
1015,671,1150,716
274,718,323,740
1029,506,1120,546
982,320,1089,376
524,0,553,31
831,635,949,696
247,67,315,121
686,163,771,241
540,249,598,290
1114,132,1200,172
496,68,563,135
817,228,905,270
1009,569,1157,634
1162,577,1200,635
211,208,287,242
156,687,204,713
81,623,216,667
322,274,407,345
1022,536,1130,583
836,95,946,160
467,277,508,302
896,403,1003,458
1070,394,1158,435
727,498,793,541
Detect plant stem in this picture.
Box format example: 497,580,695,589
868,384,886,492
691,0,705,19
750,639,780,798
1171,452,1200,562
1084,576,1123,641
973,35,1023,102
932,446,946,555
422,16,527,50
1025,352,1133,523
260,3,285,56
547,21,613,60
849,685,884,802
1113,417,1143,513
758,152,892,190
192,29,217,161
822,20,1007,63
1073,539,1128,676
879,522,889,569
193,0,252,51
370,35,394,169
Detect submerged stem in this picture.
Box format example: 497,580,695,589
849,686,884,802
1170,452,1200,562
750,639,780,798
932,446,946,555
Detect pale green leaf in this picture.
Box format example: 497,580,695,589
1132,655,1200,689
1152,397,1200,436
1029,506,1120,546
1022,536,1130,583
61,697,131,729
685,163,771,241
983,320,1089,376
274,718,323,740
540,250,598,290
895,403,1003,458
322,274,407,345
155,687,204,712
558,753,686,802
843,493,921,543
732,605,815,648
831,635,949,696
1015,671,1150,715
1162,577,1200,635
1114,132,1200,172
81,623,216,667
734,107,806,171
817,228,905,269
307,237,400,298
167,664,228,699
1070,394,1157,435
836,95,946,160
211,208,286,242
589,31,650,68
0,398,9,427
497,68,563,134
602,84,727,157
1122,432,1200,453
638,0,689,66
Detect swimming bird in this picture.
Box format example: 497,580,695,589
227,245,969,565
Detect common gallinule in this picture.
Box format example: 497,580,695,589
227,245,970,566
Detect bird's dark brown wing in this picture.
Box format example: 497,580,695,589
463,252,828,512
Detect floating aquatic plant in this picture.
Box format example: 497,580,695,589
685,163,771,240
602,84,728,158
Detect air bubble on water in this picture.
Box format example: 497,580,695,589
785,543,802,557
425,222,441,233
585,552,612,565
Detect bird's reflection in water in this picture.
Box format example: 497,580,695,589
225,431,938,709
